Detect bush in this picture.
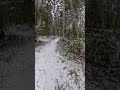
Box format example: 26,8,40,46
58,37,85,63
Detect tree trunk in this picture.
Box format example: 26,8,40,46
62,0,65,37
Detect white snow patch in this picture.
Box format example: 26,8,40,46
35,37,85,90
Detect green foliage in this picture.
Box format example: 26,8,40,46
58,37,85,61
35,27,49,38
35,1,53,36
35,0,85,38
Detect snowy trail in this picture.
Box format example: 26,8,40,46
35,37,85,90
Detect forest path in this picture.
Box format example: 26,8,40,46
35,37,84,90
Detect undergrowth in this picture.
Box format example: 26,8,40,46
58,37,85,64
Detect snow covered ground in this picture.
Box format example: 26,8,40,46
0,33,34,89
35,37,85,90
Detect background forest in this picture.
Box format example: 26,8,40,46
35,0,85,39
86,0,120,89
